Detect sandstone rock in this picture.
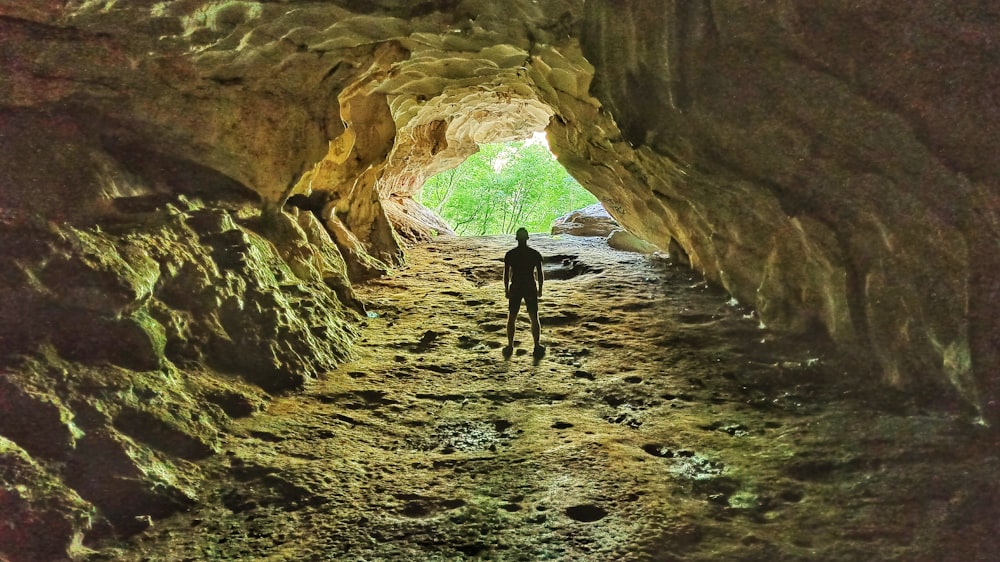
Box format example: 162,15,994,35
0,194,360,541
0,0,989,417
0,378,82,461
575,1,1000,420
293,209,365,312
383,195,456,243
551,203,619,237
113,405,216,461
553,204,659,253
607,229,660,255
196,373,267,418
668,239,691,267
0,436,94,562
0,358,224,541
64,429,198,535
325,214,392,282
50,309,167,372
38,242,158,315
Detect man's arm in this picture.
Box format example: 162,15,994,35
535,258,544,297
503,263,510,297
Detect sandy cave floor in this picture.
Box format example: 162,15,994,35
93,234,999,561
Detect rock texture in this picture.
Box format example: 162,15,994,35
606,229,659,255
0,196,360,557
551,203,620,237
90,235,1000,562
1,0,999,558
575,1,1000,425
552,203,659,254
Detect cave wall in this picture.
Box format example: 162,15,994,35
1,0,999,557
576,0,1000,423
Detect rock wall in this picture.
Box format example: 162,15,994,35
1,0,999,557
0,99,362,556
576,0,1000,424
0,190,361,553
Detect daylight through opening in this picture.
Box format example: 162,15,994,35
418,132,598,236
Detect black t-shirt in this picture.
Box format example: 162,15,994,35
504,245,542,289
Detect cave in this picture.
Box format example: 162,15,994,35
1,1,998,560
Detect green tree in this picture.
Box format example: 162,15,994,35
420,139,597,236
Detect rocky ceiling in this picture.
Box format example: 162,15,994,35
1,0,999,554
3,0,1000,415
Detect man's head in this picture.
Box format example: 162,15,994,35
515,227,529,242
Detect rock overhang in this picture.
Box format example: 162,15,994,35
1,0,999,422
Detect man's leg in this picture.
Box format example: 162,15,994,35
506,297,519,350
528,310,540,347
526,296,542,355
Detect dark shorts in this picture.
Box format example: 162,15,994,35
508,285,538,314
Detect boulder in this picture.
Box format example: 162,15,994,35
0,436,94,562
551,203,620,237
607,229,660,254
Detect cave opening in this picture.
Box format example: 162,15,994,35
417,133,598,236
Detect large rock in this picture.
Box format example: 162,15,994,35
0,193,358,555
551,203,619,237
607,229,660,255
553,204,660,253
0,436,94,562
575,1,1000,421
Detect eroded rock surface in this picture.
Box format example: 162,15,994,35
3,0,995,421
90,235,999,561
1,1,999,558
576,1,1000,423
2,0,997,415
0,197,359,558
551,203,619,237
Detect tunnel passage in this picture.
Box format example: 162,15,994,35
1,1,999,559
2,0,993,416
253,1,1000,426
82,234,1000,560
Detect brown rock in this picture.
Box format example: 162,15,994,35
607,229,660,255
0,436,94,562
551,203,619,237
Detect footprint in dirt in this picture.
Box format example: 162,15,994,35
543,255,597,280
545,310,582,326
412,330,442,352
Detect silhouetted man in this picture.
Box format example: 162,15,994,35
503,227,544,357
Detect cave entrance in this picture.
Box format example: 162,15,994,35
417,132,597,236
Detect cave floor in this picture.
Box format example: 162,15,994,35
94,234,998,562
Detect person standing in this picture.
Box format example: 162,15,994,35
503,227,544,357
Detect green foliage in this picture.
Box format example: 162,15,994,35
419,139,598,236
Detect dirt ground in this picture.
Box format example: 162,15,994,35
94,234,999,561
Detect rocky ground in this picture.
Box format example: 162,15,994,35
92,234,999,561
